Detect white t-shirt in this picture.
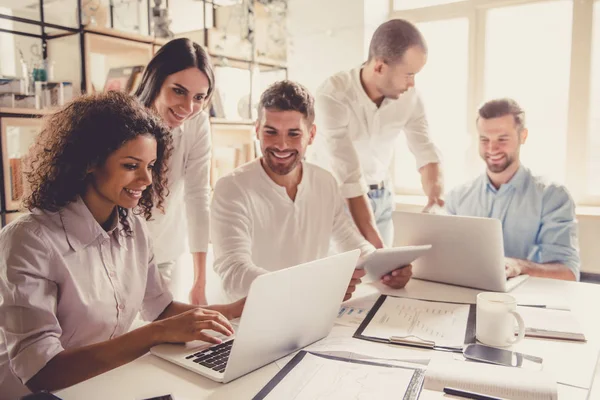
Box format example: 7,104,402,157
211,159,375,300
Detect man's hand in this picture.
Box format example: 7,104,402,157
189,282,208,306
345,269,366,301
505,257,524,278
381,265,413,289
420,163,444,212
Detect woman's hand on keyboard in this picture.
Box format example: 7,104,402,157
154,308,235,344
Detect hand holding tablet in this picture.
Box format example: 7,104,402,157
357,245,432,282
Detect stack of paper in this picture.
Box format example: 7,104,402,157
516,306,586,341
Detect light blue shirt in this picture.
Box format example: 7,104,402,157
445,165,580,280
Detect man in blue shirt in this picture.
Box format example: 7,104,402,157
445,98,580,281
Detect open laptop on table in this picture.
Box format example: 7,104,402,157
393,211,528,292
150,249,360,383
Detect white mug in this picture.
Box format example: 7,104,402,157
476,292,525,347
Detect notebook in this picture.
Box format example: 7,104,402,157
424,358,558,400
516,306,586,342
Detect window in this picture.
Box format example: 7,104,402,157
393,0,465,11
484,1,573,184
394,18,470,192
390,0,599,205
588,1,600,195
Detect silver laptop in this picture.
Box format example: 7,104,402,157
150,249,360,383
393,211,528,292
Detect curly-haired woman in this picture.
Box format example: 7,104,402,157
0,92,243,398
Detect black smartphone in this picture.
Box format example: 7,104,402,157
463,343,522,367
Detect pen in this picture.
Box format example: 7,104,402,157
443,387,504,400
517,304,570,311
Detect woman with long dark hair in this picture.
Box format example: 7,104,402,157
134,38,215,305
0,92,242,397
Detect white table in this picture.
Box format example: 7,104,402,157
56,277,600,400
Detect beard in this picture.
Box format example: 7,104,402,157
485,153,514,173
263,148,300,175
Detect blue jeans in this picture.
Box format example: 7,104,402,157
367,187,395,247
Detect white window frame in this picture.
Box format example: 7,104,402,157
389,0,599,206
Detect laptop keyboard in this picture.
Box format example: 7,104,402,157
185,340,234,374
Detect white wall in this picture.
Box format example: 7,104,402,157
287,0,382,93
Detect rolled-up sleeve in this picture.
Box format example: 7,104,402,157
531,185,580,280
403,92,442,170
315,92,369,198
0,223,64,385
211,177,268,299
184,115,212,253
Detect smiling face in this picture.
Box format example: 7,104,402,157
152,67,210,128
477,114,528,174
85,135,157,222
257,108,316,176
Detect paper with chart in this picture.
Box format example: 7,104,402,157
260,352,422,400
362,297,470,348
336,294,380,327
274,325,432,370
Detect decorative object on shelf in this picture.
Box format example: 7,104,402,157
81,0,109,27
0,93,36,109
256,0,288,61
152,0,174,39
103,66,145,93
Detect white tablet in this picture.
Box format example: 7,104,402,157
358,245,432,281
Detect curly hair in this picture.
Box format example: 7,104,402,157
23,91,173,235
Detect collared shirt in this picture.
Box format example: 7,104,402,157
0,197,173,398
445,165,581,280
211,159,376,300
309,66,441,198
146,112,212,263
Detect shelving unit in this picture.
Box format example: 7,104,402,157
0,0,287,226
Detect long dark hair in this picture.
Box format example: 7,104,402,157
134,38,215,108
23,91,173,235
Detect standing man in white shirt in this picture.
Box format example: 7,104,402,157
311,19,443,248
211,80,413,301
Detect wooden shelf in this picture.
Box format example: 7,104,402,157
210,50,287,70
0,108,55,116
210,117,255,125
83,26,164,46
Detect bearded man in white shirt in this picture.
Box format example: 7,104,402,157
310,19,444,248
211,80,412,301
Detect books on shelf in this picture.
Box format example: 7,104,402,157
9,157,23,202
104,66,144,94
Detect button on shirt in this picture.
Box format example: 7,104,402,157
310,66,441,198
146,112,212,263
211,159,376,300
0,197,173,397
445,166,580,280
